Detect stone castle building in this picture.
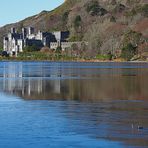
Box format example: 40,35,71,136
3,27,71,56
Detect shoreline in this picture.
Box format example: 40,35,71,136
0,58,148,63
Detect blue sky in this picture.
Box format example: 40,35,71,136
0,0,64,27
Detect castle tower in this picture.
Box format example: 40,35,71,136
11,28,16,34
28,27,34,35
22,28,27,39
3,37,8,51
36,30,43,40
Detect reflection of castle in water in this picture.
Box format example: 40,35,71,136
1,62,148,101
2,62,63,99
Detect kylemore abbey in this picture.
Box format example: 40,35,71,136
3,27,82,56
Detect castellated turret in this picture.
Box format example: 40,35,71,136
28,27,34,35
22,28,27,39
11,28,16,34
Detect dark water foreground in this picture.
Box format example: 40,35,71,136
0,61,148,148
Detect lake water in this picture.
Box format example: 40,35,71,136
0,61,148,148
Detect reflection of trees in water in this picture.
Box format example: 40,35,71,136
1,62,148,101
2,73,148,101
68,74,148,101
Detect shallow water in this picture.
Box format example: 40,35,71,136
0,61,148,148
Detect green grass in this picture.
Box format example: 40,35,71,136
95,54,112,60
0,52,115,61
0,52,79,61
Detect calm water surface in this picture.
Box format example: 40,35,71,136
0,61,148,148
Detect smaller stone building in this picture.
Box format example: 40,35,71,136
50,41,83,51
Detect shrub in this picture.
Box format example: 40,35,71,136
123,30,142,47
56,46,62,53
140,4,148,17
74,15,82,28
110,0,117,5
125,4,148,17
110,16,116,22
62,11,70,29
121,43,137,61
69,34,83,41
125,6,138,17
2,51,9,57
71,43,79,51
0,48,3,51
23,45,39,52
86,0,107,16
69,36,79,42
107,52,113,60
113,4,126,13
62,11,69,22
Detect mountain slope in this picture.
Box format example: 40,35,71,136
0,0,147,59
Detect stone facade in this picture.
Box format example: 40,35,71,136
3,27,70,56
50,41,83,51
